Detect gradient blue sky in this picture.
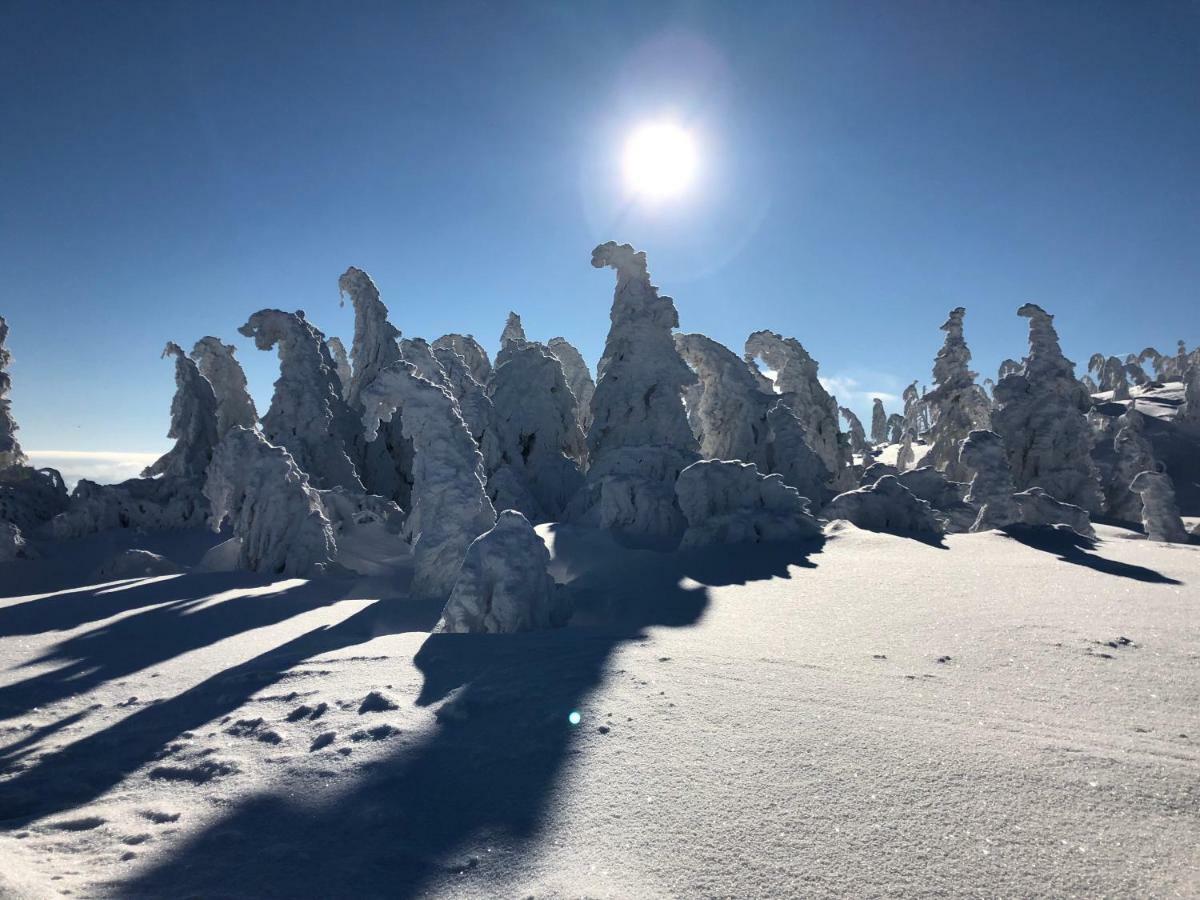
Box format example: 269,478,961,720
2,0,1197,469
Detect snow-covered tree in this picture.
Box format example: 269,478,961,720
675,459,820,548
870,398,888,446
432,344,498,458
361,361,496,600
959,430,1021,532
991,304,1102,513
1182,359,1200,424
438,510,569,633
432,333,491,385
326,336,353,401
896,466,976,533
1087,354,1130,401
674,332,770,466
486,343,585,521
204,426,338,577
547,336,595,435
839,407,868,455
924,308,991,480
0,465,68,532
886,413,905,444
143,342,220,483
1106,408,1158,521
896,432,915,472
1013,488,1095,539
498,311,527,356
0,316,26,470
400,337,448,386
765,401,830,504
1129,470,1189,543
191,336,258,436
239,309,363,491
824,475,944,538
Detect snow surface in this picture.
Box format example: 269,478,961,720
2,520,1197,898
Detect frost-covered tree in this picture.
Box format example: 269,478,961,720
824,476,944,538
143,342,220,483
896,466,976,533
1013,488,1095,538
1106,408,1159,521
547,336,595,435
0,316,27,470
745,330,849,486
991,304,1102,513
191,337,258,436
498,311,527,360
361,361,496,600
326,336,353,401
1183,359,1200,424
432,344,498,458
924,308,991,480
0,465,68,532
1087,354,1130,401
675,459,820,548
839,407,868,455
239,309,363,491
765,402,830,503
1129,471,1189,543
570,242,699,538
432,333,491,386
438,510,569,633
338,266,412,506
674,332,770,466
886,413,905,444
400,337,448,386
959,430,1021,532
486,343,585,522
896,432,915,472
870,398,888,446
1123,354,1150,387
204,427,338,577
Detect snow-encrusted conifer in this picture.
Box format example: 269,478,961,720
1129,471,1189,543
924,308,991,480
1183,359,1200,424
675,459,820,547
959,430,1020,532
765,402,830,503
547,336,595,435
896,432,915,472
1013,488,1095,539
438,510,568,633
499,311,527,355
1106,408,1158,521
191,337,258,436
432,333,491,385
886,414,905,444
674,332,770,466
1088,354,1130,401
204,426,338,577
361,361,496,599
0,316,27,470
326,336,353,401
839,407,868,456
143,342,220,483
991,304,1101,513
870,398,888,445
400,337,448,386
432,344,497,457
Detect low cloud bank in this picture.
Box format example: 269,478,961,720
25,450,161,491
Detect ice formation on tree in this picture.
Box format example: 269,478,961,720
896,432,915,472
49,476,207,539
204,426,338,577
1106,408,1159,521
745,330,849,486
959,430,1021,532
326,336,353,401
239,309,362,491
437,510,568,634
0,316,27,469
1129,471,1189,543
924,308,990,480
839,407,868,455
674,332,770,466
1183,359,1200,424
361,361,496,599
143,343,220,483
400,337,448,386
998,359,1022,380
547,336,595,434
896,466,976,533
765,402,831,503
432,333,491,385
338,266,412,506
570,242,699,538
870,398,888,446
486,343,585,521
886,413,905,444
1013,488,1095,539
991,304,1102,513
1088,354,1130,400
675,459,820,548
1122,355,1150,387
824,475,944,538
190,337,258,436
499,311,528,355
432,344,497,455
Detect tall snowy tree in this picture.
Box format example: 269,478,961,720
924,308,991,480
839,407,868,455
0,316,27,470
870,398,888,446
326,336,353,401
432,333,492,385
547,336,595,436
190,336,258,436
143,342,220,483
674,332,770,466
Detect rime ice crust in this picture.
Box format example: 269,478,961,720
432,333,492,386
0,316,27,469
239,309,362,492
1013,488,1095,539
824,475,945,538
992,304,1102,513
486,343,584,522
326,336,353,402
204,427,338,577
1129,470,1189,543
675,459,820,548
143,343,220,483
923,308,990,481
674,332,771,467
498,311,528,358
839,407,868,456
361,361,496,600
1106,409,1158,522
870,398,888,446
547,336,595,436
765,402,831,504
190,337,258,436
959,430,1021,532
438,510,568,634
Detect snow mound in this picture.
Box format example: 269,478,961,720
1013,488,1095,539
91,549,182,580
824,475,944,538
675,459,821,548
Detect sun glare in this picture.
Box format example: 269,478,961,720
623,122,698,200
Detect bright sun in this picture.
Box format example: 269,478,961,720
623,122,698,200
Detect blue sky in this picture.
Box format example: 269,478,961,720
2,0,1197,472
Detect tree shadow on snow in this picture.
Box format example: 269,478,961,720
116,529,823,900
999,524,1182,585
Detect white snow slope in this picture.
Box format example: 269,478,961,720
1,521,1197,898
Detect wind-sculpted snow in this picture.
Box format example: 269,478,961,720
191,337,258,436
824,475,944,538
870,398,887,446
765,402,830,504
1129,471,1189,543
571,242,698,540
675,459,820,548
326,337,353,402
360,361,496,599
674,332,771,467
0,465,68,532
433,333,491,386
0,316,27,469
959,430,1021,532
1106,409,1159,522
239,309,362,491
1013,488,1096,539
839,406,868,455
486,344,584,522
744,330,849,486
438,510,568,633
143,343,220,483
896,466,976,533
924,308,991,480
992,304,1101,513
204,427,338,577
547,336,595,435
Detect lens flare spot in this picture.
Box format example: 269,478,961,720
568,710,582,726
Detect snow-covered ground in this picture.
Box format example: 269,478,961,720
1,520,1197,898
